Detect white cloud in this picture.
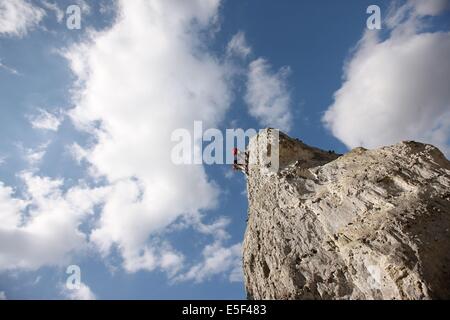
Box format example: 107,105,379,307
40,1,64,23
0,291,6,300
0,182,25,228
62,282,96,300
24,142,49,165
227,31,251,58
175,241,242,283
193,215,232,241
0,174,108,271
0,0,45,37
0,0,249,284
68,143,88,165
0,59,19,75
245,58,293,132
386,0,449,30
173,215,242,283
323,1,450,155
64,0,234,275
29,109,62,131
227,32,294,131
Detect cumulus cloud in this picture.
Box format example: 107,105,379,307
24,142,49,165
245,58,293,132
173,215,242,283
0,0,45,37
0,291,6,300
227,31,251,58
63,0,236,275
16,140,51,167
0,174,108,271
323,0,450,155
175,241,242,283
62,282,96,300
28,109,62,131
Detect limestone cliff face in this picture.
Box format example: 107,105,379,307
243,129,450,300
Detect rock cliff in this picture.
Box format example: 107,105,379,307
243,129,450,300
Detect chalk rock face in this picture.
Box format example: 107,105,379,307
243,129,450,300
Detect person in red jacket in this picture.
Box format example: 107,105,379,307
232,147,239,167
232,148,248,174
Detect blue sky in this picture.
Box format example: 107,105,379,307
0,0,449,300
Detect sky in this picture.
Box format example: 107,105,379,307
0,0,449,300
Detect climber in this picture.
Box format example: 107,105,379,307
232,147,242,171
232,148,249,175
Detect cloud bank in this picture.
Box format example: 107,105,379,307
64,0,239,277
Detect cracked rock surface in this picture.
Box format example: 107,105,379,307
243,129,450,300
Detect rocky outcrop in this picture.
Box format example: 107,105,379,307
243,129,450,300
